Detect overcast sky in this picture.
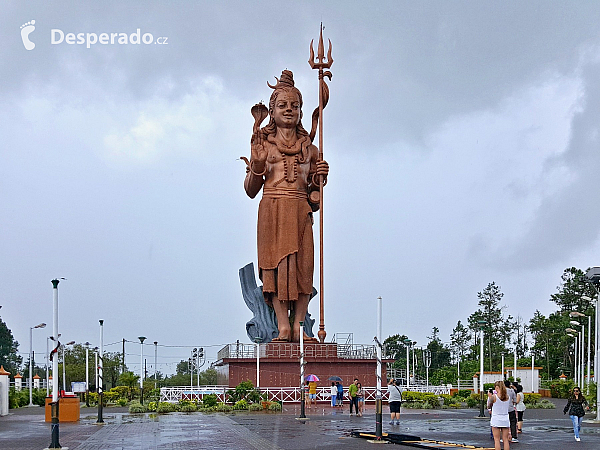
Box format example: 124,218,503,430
2,1,600,377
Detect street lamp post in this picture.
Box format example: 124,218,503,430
154,341,158,390
583,267,600,421
49,278,65,449
570,319,585,389
97,320,104,424
84,342,90,407
62,340,75,392
404,339,411,390
566,328,579,384
254,337,262,389
46,336,50,397
298,321,306,420
477,320,487,418
29,322,46,406
138,337,146,405
375,296,383,440
571,311,591,394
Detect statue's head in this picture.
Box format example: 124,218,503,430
263,70,308,137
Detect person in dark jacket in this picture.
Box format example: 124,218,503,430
563,386,589,442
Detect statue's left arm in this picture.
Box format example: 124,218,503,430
308,144,328,212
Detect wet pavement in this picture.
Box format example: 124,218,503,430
1,399,599,449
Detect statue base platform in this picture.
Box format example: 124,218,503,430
215,342,391,388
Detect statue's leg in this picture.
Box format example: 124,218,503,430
292,294,317,342
271,294,291,341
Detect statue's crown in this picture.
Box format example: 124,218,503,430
268,70,295,90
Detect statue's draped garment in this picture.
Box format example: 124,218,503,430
257,186,314,303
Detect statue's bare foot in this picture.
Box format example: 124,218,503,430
303,336,318,343
272,331,291,342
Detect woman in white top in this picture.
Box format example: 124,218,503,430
515,384,526,433
330,382,337,407
487,381,511,450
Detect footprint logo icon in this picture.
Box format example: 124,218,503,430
20,20,36,50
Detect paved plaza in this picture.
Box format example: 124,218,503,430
1,399,600,449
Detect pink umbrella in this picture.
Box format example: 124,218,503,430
305,374,320,382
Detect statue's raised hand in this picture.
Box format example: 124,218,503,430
250,132,267,173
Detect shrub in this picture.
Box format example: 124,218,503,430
116,398,128,407
128,402,147,414
246,388,262,404
523,393,541,405
402,401,424,409
248,403,263,411
440,394,459,406
549,379,575,399
181,403,197,412
216,403,233,412
455,390,471,399
401,391,440,408
466,393,481,408
147,401,157,412
156,402,177,413
227,380,256,404
202,394,218,408
268,402,282,411
234,399,249,410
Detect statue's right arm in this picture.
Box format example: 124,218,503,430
244,169,264,198
244,132,267,198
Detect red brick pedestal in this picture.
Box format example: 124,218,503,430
215,342,391,387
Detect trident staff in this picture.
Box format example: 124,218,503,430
309,24,333,343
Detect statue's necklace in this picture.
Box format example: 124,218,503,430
270,135,307,186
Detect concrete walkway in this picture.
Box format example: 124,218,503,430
1,399,599,449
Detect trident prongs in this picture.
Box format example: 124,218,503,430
309,23,333,70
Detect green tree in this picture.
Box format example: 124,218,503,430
60,344,124,391
118,371,140,400
450,320,471,362
426,327,451,370
0,317,22,374
467,282,514,372
383,334,410,361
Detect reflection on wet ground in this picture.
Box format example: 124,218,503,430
2,400,600,450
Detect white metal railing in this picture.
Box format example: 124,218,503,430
217,342,379,361
159,385,451,403
160,386,229,403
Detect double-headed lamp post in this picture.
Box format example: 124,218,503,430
569,319,585,389
566,328,579,384
29,322,46,406
571,311,591,395
584,267,600,422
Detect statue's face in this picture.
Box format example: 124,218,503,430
271,91,301,129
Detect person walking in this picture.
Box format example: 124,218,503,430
356,382,364,417
348,378,359,415
330,382,337,407
515,384,526,434
504,380,518,443
488,381,511,450
308,380,318,408
563,386,589,442
387,378,402,425
336,381,343,407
